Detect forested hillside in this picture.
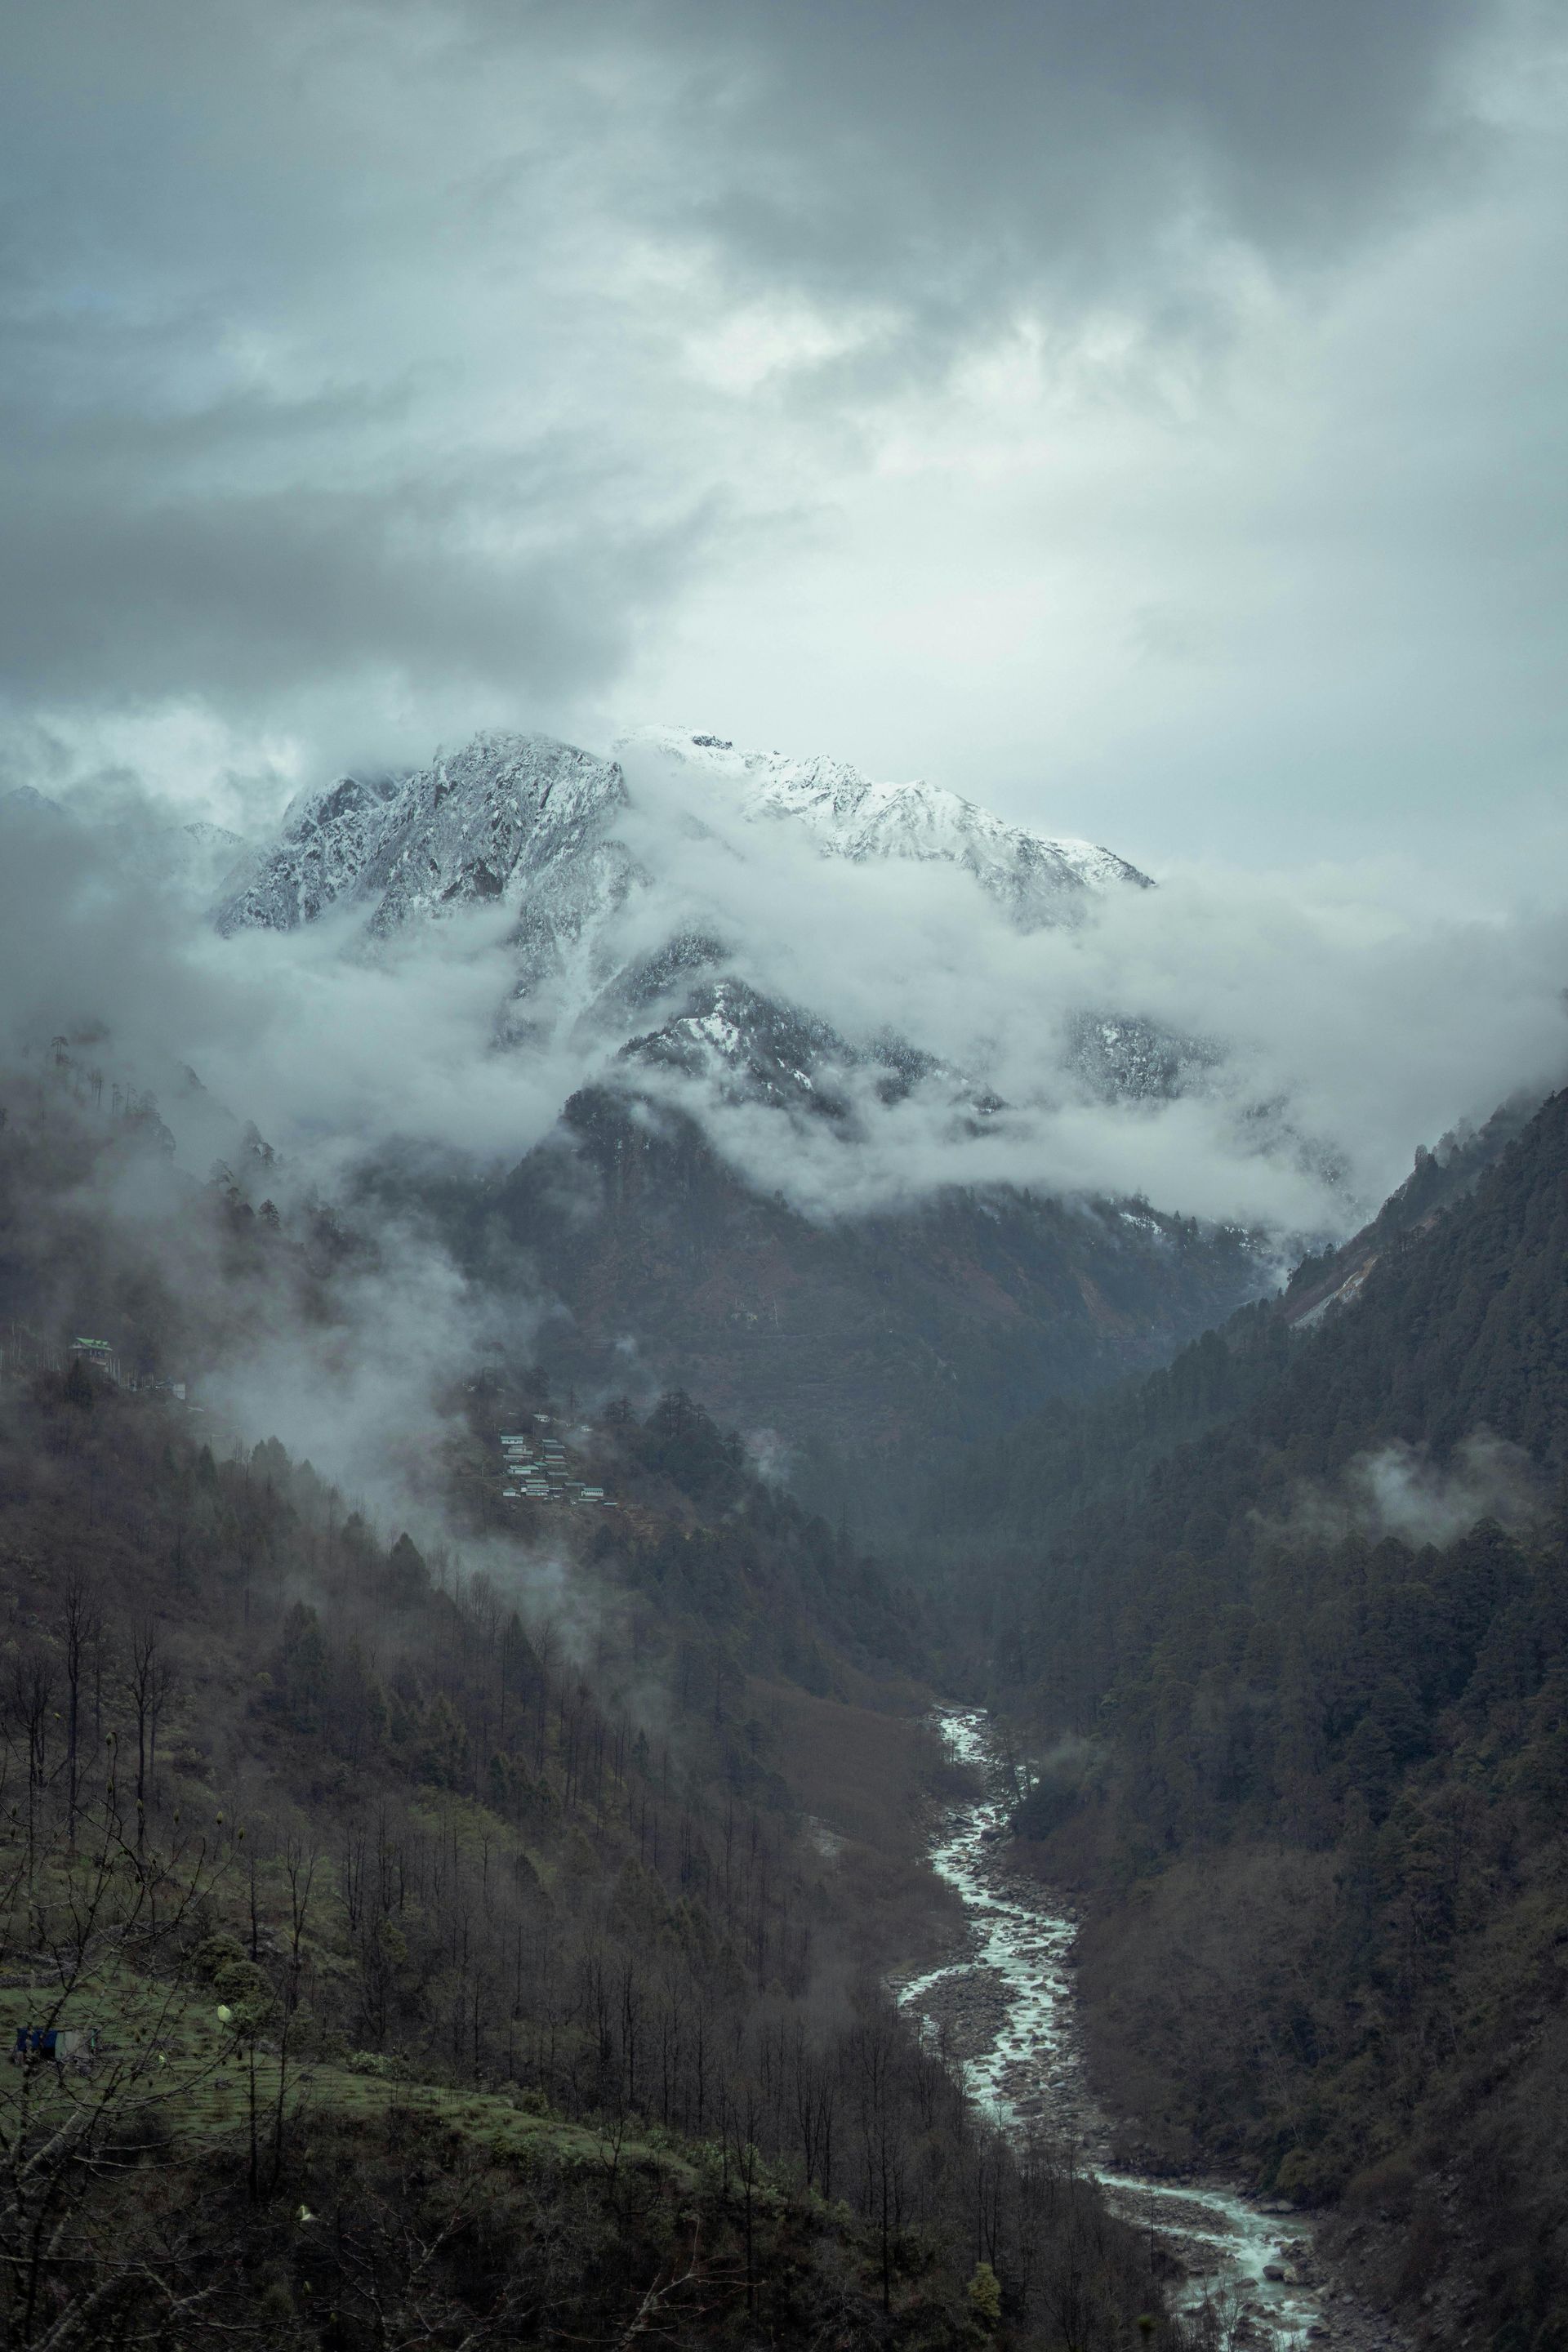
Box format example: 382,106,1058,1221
0,1353,1174,2348
994,1088,1568,2345
924,1089,1538,1577
381,1082,1271,1528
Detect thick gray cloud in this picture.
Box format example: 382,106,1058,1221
552,0,1481,309
0,0,1561,893
0,410,701,703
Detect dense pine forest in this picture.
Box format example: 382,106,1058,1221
981,1089,1568,2346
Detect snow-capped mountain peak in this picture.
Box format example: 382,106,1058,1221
220,721,1151,947
217,732,627,938
213,721,1183,1127
618,724,1152,926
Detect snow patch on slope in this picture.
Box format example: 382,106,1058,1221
621,725,1152,929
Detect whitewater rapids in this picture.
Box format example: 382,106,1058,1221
898,1708,1403,2351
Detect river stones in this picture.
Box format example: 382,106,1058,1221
908,1963,1013,2061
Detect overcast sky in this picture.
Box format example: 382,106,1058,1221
2,0,1565,895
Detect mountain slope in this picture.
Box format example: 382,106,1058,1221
220,724,1150,948
988,1086,1568,2344
215,723,1166,1107
920,1089,1543,1562
215,724,1168,1095
0,1192,1165,2351
620,724,1152,924
216,734,633,954
213,724,1278,1481
361,1085,1269,1517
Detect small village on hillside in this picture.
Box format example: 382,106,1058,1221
493,1421,617,1508
2,1320,632,1517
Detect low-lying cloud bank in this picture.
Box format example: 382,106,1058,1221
1276,1433,1546,1552
3,751,1566,1247
2,739,1562,1571
611,744,1568,1227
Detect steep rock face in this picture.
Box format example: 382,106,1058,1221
212,722,1192,1127
216,773,402,932
621,977,858,1115
216,736,629,945
621,725,1152,926
617,974,1001,1125
355,734,631,938
219,724,1150,967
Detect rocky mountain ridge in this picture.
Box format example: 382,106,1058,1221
211,724,1281,1483
218,725,1148,945
214,724,1218,1125
617,725,1152,922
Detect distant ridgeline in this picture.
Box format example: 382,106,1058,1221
920,1088,1543,1570
986,1085,1568,2343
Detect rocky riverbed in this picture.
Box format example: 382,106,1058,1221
897,1708,1414,2352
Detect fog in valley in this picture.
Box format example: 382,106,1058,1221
2,7,1566,2350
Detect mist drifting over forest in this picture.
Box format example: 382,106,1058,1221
2,6,1567,2350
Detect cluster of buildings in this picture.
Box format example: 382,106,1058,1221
67,1335,125,1385
0,1324,185,1400
63,1336,186,1400
497,1426,615,1509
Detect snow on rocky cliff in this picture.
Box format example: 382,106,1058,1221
219,723,1148,946
620,725,1152,926
216,735,630,941
214,723,1176,1121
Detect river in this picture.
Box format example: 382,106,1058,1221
897,1708,1402,2352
